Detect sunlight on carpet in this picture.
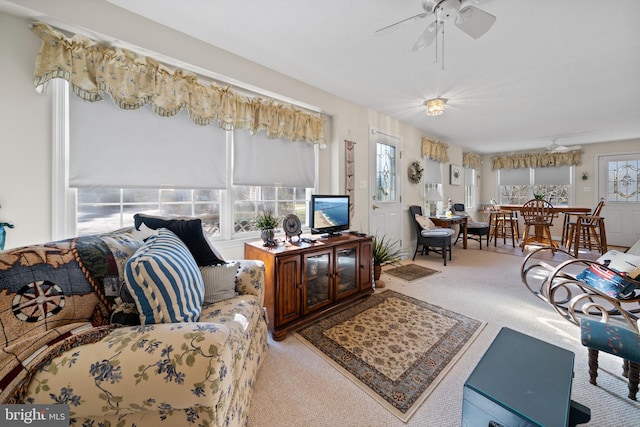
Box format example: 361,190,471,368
294,290,485,422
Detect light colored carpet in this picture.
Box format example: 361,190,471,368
248,246,640,426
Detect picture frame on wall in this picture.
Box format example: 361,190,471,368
450,164,462,185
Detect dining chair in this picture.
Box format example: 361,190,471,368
520,198,556,248
452,203,490,249
409,205,455,265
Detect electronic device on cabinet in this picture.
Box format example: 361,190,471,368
309,194,350,237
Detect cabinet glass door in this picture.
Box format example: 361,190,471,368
303,250,332,313
336,243,358,298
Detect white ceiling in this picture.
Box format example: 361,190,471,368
10,0,640,154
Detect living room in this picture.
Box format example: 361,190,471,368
1,1,639,426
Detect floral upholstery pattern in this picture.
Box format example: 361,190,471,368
1,226,267,427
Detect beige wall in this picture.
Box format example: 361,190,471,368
479,138,640,240
1,0,636,256
0,2,446,256
479,138,640,207
0,11,51,248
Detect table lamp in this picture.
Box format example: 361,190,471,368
425,189,443,217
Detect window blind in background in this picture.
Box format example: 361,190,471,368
423,158,442,183
69,93,227,188
499,168,530,186
232,129,315,187
534,166,570,185
464,167,475,186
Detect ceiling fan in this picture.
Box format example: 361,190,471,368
374,0,497,52
546,139,582,153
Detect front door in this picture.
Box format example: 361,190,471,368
369,127,402,247
597,153,640,247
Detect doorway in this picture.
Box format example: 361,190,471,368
369,127,402,246
597,153,640,247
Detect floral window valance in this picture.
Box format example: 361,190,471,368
491,150,582,170
462,152,482,170
421,138,449,163
30,22,326,145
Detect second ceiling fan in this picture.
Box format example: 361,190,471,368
375,0,497,52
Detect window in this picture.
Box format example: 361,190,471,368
77,189,222,236
423,158,443,215
606,159,640,202
464,167,476,209
498,166,572,205
233,186,310,234
375,142,397,202
59,81,316,241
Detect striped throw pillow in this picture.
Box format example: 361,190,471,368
125,228,204,324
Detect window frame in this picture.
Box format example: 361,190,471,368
52,80,317,243
497,166,575,206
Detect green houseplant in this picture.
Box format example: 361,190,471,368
372,234,404,284
254,208,280,245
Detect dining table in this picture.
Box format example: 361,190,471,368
491,204,592,248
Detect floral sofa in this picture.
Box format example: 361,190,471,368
0,221,268,426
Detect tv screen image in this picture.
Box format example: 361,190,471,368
310,195,350,236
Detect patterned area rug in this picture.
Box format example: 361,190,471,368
294,290,485,422
384,263,440,282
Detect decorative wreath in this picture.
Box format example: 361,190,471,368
408,161,424,184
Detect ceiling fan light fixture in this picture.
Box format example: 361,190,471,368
425,98,446,116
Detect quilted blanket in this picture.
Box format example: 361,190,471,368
0,230,142,403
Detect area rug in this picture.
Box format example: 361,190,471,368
294,290,485,422
384,263,440,282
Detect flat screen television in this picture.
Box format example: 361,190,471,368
310,195,350,237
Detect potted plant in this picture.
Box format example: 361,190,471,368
372,234,404,287
254,208,280,245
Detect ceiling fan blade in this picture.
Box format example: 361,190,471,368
454,5,496,39
411,21,438,51
562,145,582,152
374,12,430,36
460,0,496,6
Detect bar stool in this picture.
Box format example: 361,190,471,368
565,215,607,257
489,210,519,247
563,200,605,249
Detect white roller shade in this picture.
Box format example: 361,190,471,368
69,94,226,188
233,130,315,187
534,166,571,185
464,167,475,185
423,158,442,184
499,168,530,186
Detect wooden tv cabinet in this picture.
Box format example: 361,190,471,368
244,234,373,341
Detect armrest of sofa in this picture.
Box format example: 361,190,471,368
232,260,265,305
26,323,234,423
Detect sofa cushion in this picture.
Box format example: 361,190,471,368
134,213,225,266
200,262,239,303
125,228,204,324
421,228,455,237
576,250,640,299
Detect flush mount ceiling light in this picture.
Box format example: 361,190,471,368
425,98,446,116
